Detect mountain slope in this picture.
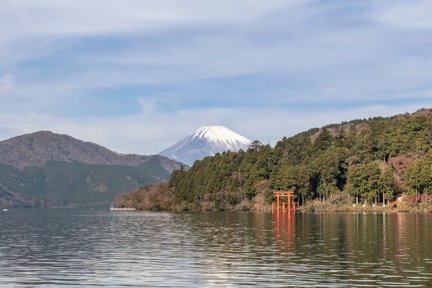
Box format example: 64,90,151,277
160,126,252,165
159,109,432,211
0,130,175,169
0,131,184,208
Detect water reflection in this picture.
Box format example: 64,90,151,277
272,212,295,253
1,210,432,287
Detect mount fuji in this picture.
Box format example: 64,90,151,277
159,126,252,166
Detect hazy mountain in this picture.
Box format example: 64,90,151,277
160,126,252,165
0,131,184,208
0,131,179,170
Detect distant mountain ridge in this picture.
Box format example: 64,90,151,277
159,126,252,165
0,131,184,208
0,131,177,171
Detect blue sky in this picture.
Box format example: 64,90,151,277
1,0,432,154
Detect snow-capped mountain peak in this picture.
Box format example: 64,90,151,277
159,126,252,166
192,125,251,147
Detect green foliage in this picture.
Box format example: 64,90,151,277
404,152,432,194
129,109,432,210
0,160,171,208
311,147,348,199
346,162,381,201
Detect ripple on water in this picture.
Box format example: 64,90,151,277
1,210,432,287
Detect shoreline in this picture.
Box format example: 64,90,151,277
298,202,432,214
119,204,432,214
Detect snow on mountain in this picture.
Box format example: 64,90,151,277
159,126,252,166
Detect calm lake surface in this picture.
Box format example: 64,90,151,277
1,209,432,287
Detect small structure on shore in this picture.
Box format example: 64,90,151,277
110,207,136,211
272,191,296,213
110,203,136,211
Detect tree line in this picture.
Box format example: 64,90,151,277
117,109,432,211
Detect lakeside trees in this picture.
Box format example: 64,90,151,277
404,152,432,195
118,109,432,211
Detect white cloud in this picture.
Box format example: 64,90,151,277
0,73,15,93
374,0,432,29
0,0,431,155
1,100,431,155
0,0,306,69
0,0,305,37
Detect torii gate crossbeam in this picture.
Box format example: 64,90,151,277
271,191,295,213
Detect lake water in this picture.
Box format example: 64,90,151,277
1,209,432,287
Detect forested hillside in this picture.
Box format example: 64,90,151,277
0,131,184,208
117,109,432,211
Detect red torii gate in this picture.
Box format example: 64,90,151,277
272,191,295,213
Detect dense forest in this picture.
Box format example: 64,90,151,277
0,159,171,208
116,109,432,211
